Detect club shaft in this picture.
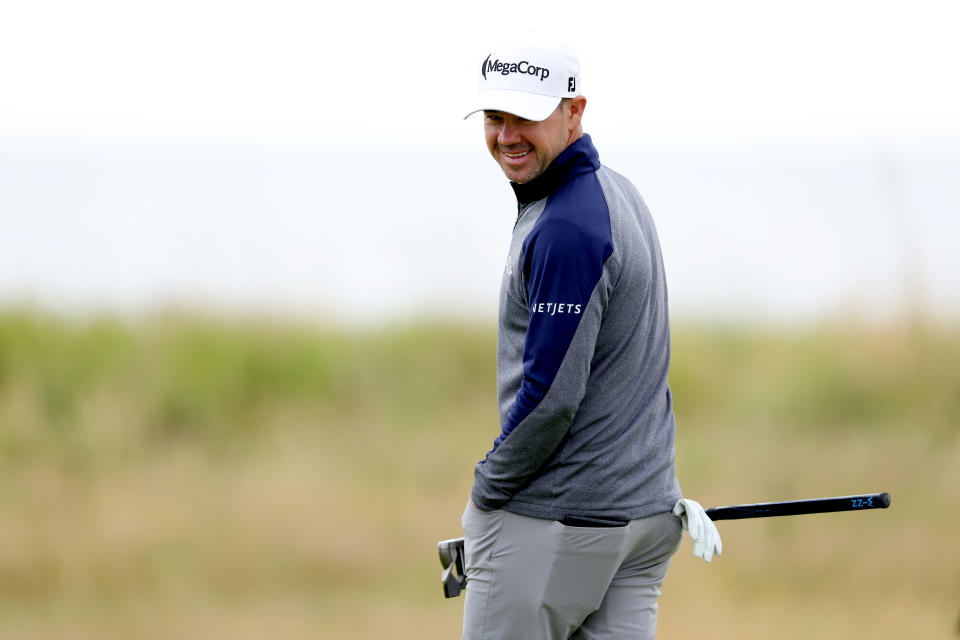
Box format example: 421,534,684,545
705,492,891,521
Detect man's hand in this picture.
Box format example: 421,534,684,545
673,498,723,562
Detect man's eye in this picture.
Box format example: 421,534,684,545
485,114,503,122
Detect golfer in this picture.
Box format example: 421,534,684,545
461,36,721,640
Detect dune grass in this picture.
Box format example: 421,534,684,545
0,310,957,638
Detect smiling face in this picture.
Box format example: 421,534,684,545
483,96,586,184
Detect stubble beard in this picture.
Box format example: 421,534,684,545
497,149,547,184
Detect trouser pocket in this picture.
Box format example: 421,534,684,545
461,503,504,574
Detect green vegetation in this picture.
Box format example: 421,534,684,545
0,310,957,639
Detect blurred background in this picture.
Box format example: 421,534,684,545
1,1,958,638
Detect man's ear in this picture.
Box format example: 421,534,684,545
565,96,587,130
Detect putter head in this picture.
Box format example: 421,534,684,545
438,537,467,598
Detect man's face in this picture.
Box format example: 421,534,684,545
483,99,583,184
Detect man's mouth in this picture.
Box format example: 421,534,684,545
502,149,531,160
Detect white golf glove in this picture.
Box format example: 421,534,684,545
673,498,723,562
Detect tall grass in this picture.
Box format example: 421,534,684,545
0,310,957,638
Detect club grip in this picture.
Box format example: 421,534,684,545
705,492,891,521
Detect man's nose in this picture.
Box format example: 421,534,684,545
498,120,522,145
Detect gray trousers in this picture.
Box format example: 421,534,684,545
461,503,682,640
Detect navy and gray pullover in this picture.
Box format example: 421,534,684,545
471,134,683,522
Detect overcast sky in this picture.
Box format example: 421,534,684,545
2,0,957,145
1,0,958,323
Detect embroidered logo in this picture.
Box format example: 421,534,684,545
531,302,582,316
482,54,551,82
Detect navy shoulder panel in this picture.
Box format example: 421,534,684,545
494,171,613,445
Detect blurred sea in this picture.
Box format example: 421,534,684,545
1,137,958,324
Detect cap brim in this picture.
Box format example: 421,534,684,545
464,90,562,121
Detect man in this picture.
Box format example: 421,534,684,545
460,36,722,640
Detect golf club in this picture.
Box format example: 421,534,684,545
438,491,891,598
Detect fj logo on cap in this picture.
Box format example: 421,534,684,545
481,54,551,81
568,77,576,92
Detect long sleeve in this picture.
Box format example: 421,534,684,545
472,174,613,510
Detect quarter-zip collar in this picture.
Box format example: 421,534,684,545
510,134,601,206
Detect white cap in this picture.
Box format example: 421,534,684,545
464,36,581,122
